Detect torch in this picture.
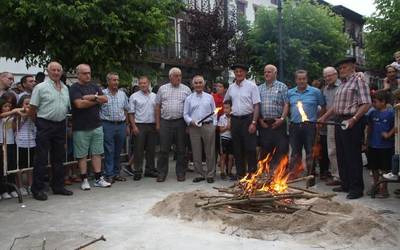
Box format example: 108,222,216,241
296,101,348,129
197,107,222,125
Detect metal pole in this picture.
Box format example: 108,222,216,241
277,0,284,81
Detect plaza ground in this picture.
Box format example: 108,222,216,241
0,158,399,250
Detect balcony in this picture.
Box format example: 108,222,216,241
147,42,198,67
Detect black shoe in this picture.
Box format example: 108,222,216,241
52,188,73,196
32,191,48,201
332,186,348,192
193,177,205,183
394,189,400,195
177,175,186,182
133,174,142,181
156,176,166,182
346,193,363,199
144,171,158,178
206,177,214,183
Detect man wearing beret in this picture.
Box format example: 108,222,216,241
319,57,371,199
224,64,260,179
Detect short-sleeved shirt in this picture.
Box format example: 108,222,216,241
224,79,261,116
155,83,191,120
368,108,394,149
288,85,325,123
259,80,288,119
183,91,216,125
69,82,104,131
100,88,129,122
30,80,70,122
129,90,156,123
333,73,371,116
218,114,231,139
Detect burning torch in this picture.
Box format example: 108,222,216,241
196,107,222,126
296,101,348,130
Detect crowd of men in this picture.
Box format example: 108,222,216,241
0,56,375,202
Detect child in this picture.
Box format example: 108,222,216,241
217,100,234,180
367,90,394,198
0,95,23,199
15,95,36,195
390,51,400,77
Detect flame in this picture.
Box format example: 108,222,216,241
239,153,292,195
296,101,309,122
214,107,222,114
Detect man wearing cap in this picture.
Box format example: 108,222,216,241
224,64,260,178
319,57,371,199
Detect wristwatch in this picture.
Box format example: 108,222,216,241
94,94,98,101
251,120,257,125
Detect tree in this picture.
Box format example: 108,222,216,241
0,0,183,81
365,0,400,71
246,0,349,84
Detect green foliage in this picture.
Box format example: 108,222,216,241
0,0,183,81
365,0,400,71
246,0,349,85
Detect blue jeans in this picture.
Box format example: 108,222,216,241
103,121,126,177
392,154,400,175
289,123,316,174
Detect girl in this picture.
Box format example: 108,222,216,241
15,95,36,196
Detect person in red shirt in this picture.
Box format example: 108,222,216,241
212,82,227,178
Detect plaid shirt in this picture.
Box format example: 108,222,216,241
156,83,192,120
333,73,371,116
100,88,129,121
259,80,288,119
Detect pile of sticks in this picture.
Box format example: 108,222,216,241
195,176,336,215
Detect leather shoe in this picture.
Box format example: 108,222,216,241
144,171,158,178
156,176,166,182
332,186,348,192
53,188,73,196
206,177,214,183
326,180,342,186
346,193,363,199
193,177,205,183
32,191,48,201
133,174,142,181
177,175,186,182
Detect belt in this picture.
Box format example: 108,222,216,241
202,121,212,124
231,114,252,120
163,118,183,122
335,114,354,121
290,122,315,127
263,118,279,125
102,120,126,124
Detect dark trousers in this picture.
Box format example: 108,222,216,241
32,118,66,193
289,123,316,174
134,123,157,174
157,118,186,177
335,119,364,195
319,134,330,175
231,115,257,177
259,121,289,168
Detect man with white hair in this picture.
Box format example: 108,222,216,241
0,71,15,97
29,62,72,201
184,75,216,183
155,67,191,182
322,66,341,186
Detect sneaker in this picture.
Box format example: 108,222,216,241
2,192,12,199
94,176,111,188
81,178,91,191
10,191,18,198
383,173,398,181
19,188,28,196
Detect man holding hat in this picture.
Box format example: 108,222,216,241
224,64,260,179
319,57,371,199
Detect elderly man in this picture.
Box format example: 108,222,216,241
69,64,110,190
184,75,216,183
319,57,371,199
224,64,260,179
128,76,158,181
321,67,341,185
18,74,36,100
155,67,191,182
100,72,129,183
258,64,289,167
288,70,325,181
29,62,72,201
0,71,15,97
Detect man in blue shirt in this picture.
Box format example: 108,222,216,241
288,70,326,180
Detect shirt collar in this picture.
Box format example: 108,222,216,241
264,80,278,88
295,85,309,93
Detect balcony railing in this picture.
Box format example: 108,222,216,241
147,42,198,66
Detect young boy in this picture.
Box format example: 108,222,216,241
390,51,400,78
218,100,234,180
367,90,394,198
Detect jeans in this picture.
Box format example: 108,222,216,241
289,123,316,175
391,154,400,175
103,121,126,177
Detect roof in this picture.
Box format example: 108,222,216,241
317,0,365,25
